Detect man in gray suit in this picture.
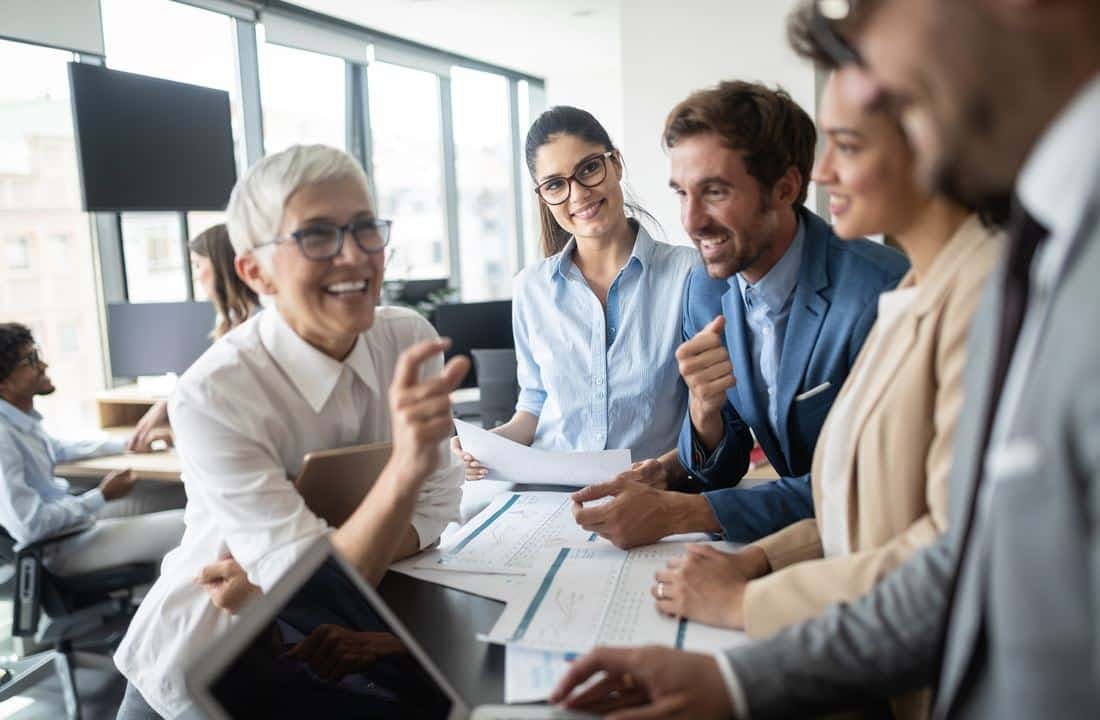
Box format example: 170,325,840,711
549,0,1100,717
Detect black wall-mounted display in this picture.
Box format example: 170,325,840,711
69,62,236,212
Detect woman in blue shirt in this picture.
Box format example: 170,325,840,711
453,106,699,484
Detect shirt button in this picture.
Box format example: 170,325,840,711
595,377,604,386
768,387,775,396
762,326,770,336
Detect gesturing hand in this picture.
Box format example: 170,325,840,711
389,338,470,483
676,315,735,451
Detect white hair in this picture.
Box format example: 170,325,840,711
225,144,372,260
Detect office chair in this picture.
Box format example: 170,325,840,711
471,349,519,429
0,524,156,719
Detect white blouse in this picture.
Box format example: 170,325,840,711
114,306,462,718
819,284,919,558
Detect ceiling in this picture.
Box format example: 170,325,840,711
291,0,623,81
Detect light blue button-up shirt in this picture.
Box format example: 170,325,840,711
512,225,700,461
734,219,805,439
0,398,124,545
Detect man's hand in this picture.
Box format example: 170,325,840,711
99,468,137,501
676,315,735,452
612,459,670,490
284,626,407,681
389,339,471,484
572,479,679,549
550,646,733,719
652,544,769,629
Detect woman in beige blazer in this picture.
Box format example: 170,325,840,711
652,66,1001,643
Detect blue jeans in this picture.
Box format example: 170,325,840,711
116,682,162,720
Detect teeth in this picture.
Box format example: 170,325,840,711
326,280,368,294
573,200,601,218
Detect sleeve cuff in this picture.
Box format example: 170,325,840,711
103,437,128,456
692,426,729,476
713,650,751,719
81,488,107,513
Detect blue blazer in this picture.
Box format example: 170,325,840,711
676,208,909,541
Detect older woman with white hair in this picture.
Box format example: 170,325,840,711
113,145,469,719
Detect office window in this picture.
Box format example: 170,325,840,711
121,213,187,302
5,236,31,270
451,67,517,300
258,29,346,153
517,80,541,267
0,39,105,433
368,61,449,280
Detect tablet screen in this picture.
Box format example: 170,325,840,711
208,556,455,719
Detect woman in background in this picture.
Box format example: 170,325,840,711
452,106,700,488
127,224,260,451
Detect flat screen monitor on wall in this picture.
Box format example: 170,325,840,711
68,62,236,212
106,302,216,378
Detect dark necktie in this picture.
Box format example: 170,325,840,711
933,200,1049,701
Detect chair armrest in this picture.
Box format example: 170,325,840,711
14,519,96,555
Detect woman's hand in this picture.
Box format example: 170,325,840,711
651,544,770,629
196,554,261,615
388,339,470,485
127,400,171,452
450,436,488,481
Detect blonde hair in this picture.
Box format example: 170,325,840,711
225,144,373,263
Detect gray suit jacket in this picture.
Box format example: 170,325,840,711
724,195,1100,718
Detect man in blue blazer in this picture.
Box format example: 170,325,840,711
574,81,907,547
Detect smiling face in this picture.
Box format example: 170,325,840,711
668,131,788,280
533,133,626,241
811,68,927,239
254,176,384,359
0,343,54,402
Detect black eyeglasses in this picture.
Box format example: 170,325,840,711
534,151,616,206
812,0,864,67
255,218,393,261
18,347,42,368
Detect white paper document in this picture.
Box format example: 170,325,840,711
415,492,600,575
504,645,578,704
486,544,699,652
453,419,630,486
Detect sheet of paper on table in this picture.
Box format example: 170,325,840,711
413,491,603,576
453,419,630,486
486,543,751,652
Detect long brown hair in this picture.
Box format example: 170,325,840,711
524,106,658,257
189,224,259,339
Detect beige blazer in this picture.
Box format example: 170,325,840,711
743,215,1001,639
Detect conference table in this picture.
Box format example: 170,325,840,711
374,462,779,706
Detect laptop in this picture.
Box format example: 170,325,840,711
185,537,594,719
294,443,392,527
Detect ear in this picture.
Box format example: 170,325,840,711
772,166,804,208
611,151,625,181
235,252,277,297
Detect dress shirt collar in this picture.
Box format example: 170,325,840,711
733,214,805,311
258,308,379,414
1018,71,1100,241
0,398,40,432
549,223,655,283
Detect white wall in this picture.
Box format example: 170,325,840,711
618,0,816,245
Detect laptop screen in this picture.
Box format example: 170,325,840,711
207,554,456,719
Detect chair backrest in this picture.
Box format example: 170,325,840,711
471,349,518,429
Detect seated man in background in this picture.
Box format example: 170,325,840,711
575,81,908,547
0,323,183,575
